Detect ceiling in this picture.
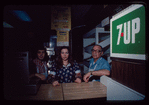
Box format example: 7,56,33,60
3,5,92,31
3,4,131,31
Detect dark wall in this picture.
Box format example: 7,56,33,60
72,28,85,63
4,28,27,52
111,58,146,95
4,27,50,53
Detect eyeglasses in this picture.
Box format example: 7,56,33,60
91,49,102,53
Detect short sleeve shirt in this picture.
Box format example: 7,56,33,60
89,57,111,82
89,57,110,71
51,61,81,83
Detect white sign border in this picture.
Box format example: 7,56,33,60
110,4,146,60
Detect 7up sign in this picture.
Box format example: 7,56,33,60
110,4,146,60
117,17,140,45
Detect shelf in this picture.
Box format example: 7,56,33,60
83,38,95,48
83,52,92,59
83,27,111,73
98,34,110,42
83,27,105,38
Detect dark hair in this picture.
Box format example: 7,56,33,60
35,47,49,62
56,46,74,69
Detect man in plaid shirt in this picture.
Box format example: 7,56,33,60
30,47,49,82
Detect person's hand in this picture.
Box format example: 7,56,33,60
75,78,82,83
29,74,35,78
35,73,46,80
52,81,60,86
83,72,91,82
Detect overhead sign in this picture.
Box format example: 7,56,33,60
110,4,145,60
51,6,71,31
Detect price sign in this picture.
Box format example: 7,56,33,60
57,31,69,46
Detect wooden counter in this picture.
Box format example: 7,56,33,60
62,81,107,100
25,84,63,101
14,82,106,101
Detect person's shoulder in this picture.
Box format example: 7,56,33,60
100,57,109,64
101,57,106,61
100,57,107,61
97,57,107,63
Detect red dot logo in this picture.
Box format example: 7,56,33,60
121,33,124,37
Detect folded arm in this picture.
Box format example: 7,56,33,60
83,69,110,82
91,69,110,76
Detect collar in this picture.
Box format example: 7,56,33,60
63,63,71,67
93,57,102,64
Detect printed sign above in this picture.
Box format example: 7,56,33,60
51,6,71,31
110,4,146,60
57,31,69,46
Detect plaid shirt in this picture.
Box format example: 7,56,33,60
33,58,48,74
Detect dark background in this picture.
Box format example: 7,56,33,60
3,4,131,62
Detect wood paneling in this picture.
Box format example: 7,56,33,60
111,59,145,95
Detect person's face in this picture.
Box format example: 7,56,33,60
92,46,103,60
61,48,69,61
37,50,45,60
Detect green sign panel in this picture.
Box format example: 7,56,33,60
110,4,145,60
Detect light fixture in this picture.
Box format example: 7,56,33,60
3,21,14,28
11,10,32,22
